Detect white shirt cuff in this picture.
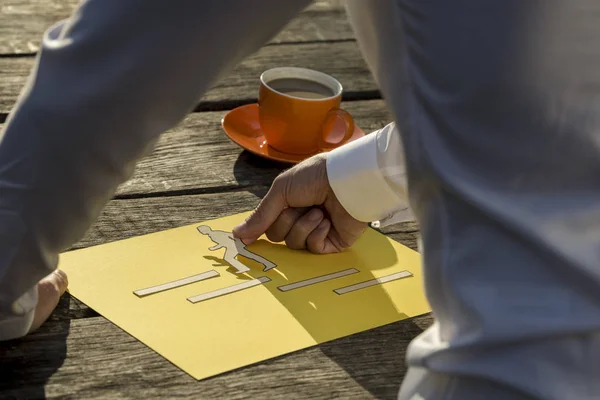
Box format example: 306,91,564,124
326,131,412,226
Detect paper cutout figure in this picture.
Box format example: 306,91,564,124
188,276,271,303
333,270,413,295
277,268,359,292
133,270,220,297
197,225,276,273
59,212,430,381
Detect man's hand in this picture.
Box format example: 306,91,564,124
232,154,367,254
28,269,68,333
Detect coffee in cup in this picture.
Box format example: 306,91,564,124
258,67,354,155
266,78,335,99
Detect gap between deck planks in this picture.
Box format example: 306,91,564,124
4,188,426,399
1,312,432,400
72,191,419,252
0,40,379,116
0,100,393,197
0,0,352,55
52,189,418,320
0,2,433,398
116,99,392,197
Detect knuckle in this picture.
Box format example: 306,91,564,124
267,210,300,242
246,207,264,224
39,279,61,298
271,173,288,192
334,239,351,251
306,232,327,254
266,229,284,243
306,240,322,254
273,170,295,198
285,236,305,251
293,219,311,235
55,270,68,286
337,239,352,249
280,208,300,225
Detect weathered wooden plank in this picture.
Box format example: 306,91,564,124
73,191,418,252
1,176,426,400
122,100,391,196
200,41,376,105
0,313,433,399
0,0,353,55
73,191,266,250
264,0,354,44
0,100,392,196
51,190,417,319
53,191,269,320
0,0,78,54
0,41,376,114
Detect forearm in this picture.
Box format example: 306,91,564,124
0,0,310,339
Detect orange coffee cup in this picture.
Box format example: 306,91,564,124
258,67,354,155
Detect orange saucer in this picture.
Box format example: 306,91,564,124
221,104,365,164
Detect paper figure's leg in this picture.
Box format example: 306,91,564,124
223,249,250,273
238,249,277,271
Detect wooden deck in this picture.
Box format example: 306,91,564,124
0,1,433,398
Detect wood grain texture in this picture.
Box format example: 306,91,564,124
1,312,433,399
72,191,266,250
0,41,376,114
0,96,413,319
0,0,78,54
50,191,419,319
0,2,433,397
0,0,353,55
120,100,392,196
0,100,392,196
73,192,419,253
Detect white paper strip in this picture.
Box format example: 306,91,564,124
134,270,220,297
187,276,271,303
277,268,359,292
333,270,413,295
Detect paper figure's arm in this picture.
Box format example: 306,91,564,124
0,0,310,340
209,244,224,251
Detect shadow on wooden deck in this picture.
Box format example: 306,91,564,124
0,295,72,398
232,149,427,399
319,318,425,399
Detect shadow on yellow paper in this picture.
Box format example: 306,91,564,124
59,212,430,380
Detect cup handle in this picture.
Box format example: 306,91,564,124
318,108,355,151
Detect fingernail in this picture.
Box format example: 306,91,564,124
309,208,323,221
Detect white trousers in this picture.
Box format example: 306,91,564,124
398,368,537,400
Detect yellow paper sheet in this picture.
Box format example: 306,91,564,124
59,212,430,380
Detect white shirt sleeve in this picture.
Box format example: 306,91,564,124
326,122,414,227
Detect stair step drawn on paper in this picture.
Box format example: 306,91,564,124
59,212,428,381
134,270,220,297
188,276,271,303
333,271,413,295
277,268,359,292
